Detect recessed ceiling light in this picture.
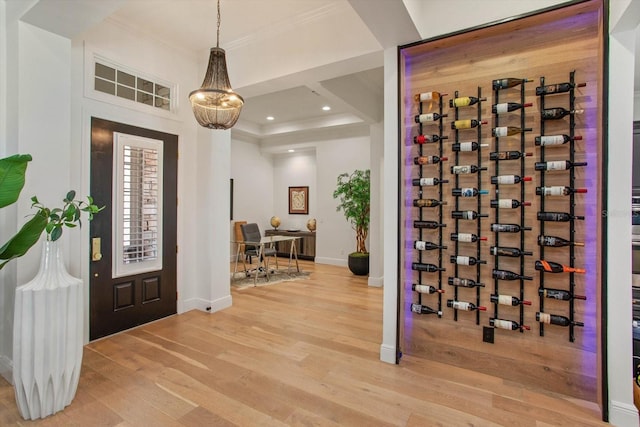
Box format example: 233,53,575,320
322,105,331,111
288,149,295,153
266,116,275,121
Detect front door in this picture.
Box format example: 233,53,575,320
89,117,178,340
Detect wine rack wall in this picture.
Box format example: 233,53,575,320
399,1,603,404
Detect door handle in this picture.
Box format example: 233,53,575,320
92,237,102,261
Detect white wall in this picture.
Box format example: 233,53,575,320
273,151,317,231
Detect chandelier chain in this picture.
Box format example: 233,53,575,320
216,0,221,48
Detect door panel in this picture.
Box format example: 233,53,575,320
90,117,177,340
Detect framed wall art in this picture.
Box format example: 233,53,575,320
288,186,309,214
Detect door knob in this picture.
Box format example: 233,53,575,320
92,237,102,261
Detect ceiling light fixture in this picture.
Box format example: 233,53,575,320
266,116,275,121
288,149,295,153
322,105,331,111
189,0,243,130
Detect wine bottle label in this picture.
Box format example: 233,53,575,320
414,284,431,293
540,236,558,246
459,142,474,152
539,135,565,145
545,161,567,170
461,211,475,220
491,224,516,232
418,113,436,122
493,319,513,330
454,120,471,129
498,295,513,305
498,199,514,209
452,301,471,311
452,165,470,174
542,186,566,196
495,103,509,114
494,127,508,137
543,290,565,300
411,304,421,313
453,97,471,107
493,270,509,280
457,233,473,243
419,92,435,101
455,256,470,266
420,178,436,186
538,312,552,324
460,188,475,197
496,175,515,184
415,241,426,250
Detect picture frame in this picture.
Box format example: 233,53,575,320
288,186,309,215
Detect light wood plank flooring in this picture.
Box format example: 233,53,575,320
0,261,608,426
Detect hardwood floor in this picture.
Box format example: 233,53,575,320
0,261,608,426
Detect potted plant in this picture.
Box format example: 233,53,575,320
333,169,370,275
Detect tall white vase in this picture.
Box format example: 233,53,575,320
13,240,83,420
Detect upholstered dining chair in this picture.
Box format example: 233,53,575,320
240,223,279,281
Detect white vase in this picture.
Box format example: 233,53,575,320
13,240,83,420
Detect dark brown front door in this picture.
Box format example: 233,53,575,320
89,117,177,340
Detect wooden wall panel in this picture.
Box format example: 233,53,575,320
399,1,604,405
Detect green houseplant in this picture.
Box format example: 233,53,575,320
333,169,370,275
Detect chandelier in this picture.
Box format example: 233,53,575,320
189,0,244,129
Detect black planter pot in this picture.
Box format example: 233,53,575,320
348,253,370,276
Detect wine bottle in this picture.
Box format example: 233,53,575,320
450,255,486,266
412,177,449,186
536,312,584,327
452,187,489,197
450,165,486,174
490,246,533,257
414,155,448,165
414,241,447,251
534,260,586,274
414,220,446,229
451,233,487,243
490,223,531,233
541,107,584,120
491,175,532,185
451,119,487,130
414,91,445,103
448,277,485,288
489,151,533,161
449,96,486,108
490,294,532,306
492,102,533,114
451,142,489,152
414,199,448,208
490,199,531,209
537,211,585,222
492,78,532,90
535,82,586,96
535,134,583,146
490,317,530,331
535,160,588,171
536,186,588,196
446,299,487,311
452,210,488,220
414,134,448,144
410,303,442,316
415,112,448,123
492,126,532,137
412,262,445,272
538,287,587,301
492,269,533,281
412,283,445,294
537,235,584,247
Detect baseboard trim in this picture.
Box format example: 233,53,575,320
183,295,233,313
315,257,347,267
380,344,397,364
609,400,639,426
368,275,383,287
0,354,13,385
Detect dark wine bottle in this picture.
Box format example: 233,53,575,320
447,277,485,288
492,78,532,90
414,241,447,251
452,187,488,197
414,134,448,144
490,199,531,209
492,269,533,281
535,134,583,146
412,262,445,272
412,283,445,294
414,220,446,229
534,260,586,274
492,102,533,114
449,96,486,108
450,165,486,174
536,312,584,327
538,287,587,301
491,175,532,185
452,210,488,220
414,155,448,165
415,112,448,123
489,151,533,161
492,126,532,137
451,142,488,152
537,211,585,222
451,119,487,130
490,223,531,233
536,186,588,196
490,294,532,306
412,177,449,186
410,303,442,316
490,317,530,331
414,199,448,208
535,82,586,96
490,246,533,257
451,233,487,243
534,160,587,171
447,299,487,311
537,235,584,247
450,255,486,266
541,107,584,120
414,91,445,103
